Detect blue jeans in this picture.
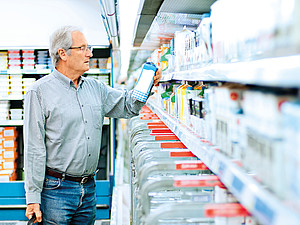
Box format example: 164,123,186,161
40,174,96,225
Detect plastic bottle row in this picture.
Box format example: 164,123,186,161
128,105,261,225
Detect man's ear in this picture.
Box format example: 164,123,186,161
57,48,68,62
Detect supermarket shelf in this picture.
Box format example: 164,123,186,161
0,69,109,75
0,119,109,126
0,118,108,126
147,99,300,225
0,69,51,75
0,120,23,126
0,96,24,100
85,69,110,74
161,55,300,87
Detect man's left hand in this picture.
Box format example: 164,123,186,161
153,67,162,85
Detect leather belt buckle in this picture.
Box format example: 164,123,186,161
80,176,90,184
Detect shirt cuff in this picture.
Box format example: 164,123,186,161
26,192,41,205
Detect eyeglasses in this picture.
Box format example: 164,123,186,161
69,45,93,52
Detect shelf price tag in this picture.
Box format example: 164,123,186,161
232,175,244,194
175,162,209,170
254,197,275,225
218,161,226,176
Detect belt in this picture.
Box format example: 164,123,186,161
46,168,94,184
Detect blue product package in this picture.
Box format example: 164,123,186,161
132,62,158,102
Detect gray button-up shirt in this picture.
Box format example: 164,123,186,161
24,69,144,204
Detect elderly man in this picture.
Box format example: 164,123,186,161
24,25,161,224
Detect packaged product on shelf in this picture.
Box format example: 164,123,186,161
175,83,184,120
194,14,212,66
169,84,179,117
9,75,23,98
0,51,8,70
281,101,300,205
243,90,295,197
0,77,9,98
22,50,35,70
204,87,216,143
0,170,17,181
8,50,21,70
1,127,18,138
22,78,36,94
0,159,17,171
160,83,173,113
0,138,17,149
184,31,195,67
36,50,51,69
189,97,206,137
0,127,18,176
9,109,23,120
0,102,9,120
174,28,193,71
106,57,111,70
168,38,175,72
160,45,171,72
186,83,205,135
98,58,108,69
0,148,18,161
213,84,246,157
181,84,193,125
89,58,98,68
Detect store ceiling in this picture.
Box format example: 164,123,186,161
128,0,216,74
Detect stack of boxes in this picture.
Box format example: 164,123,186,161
0,75,35,120
8,50,21,70
89,58,98,68
89,58,108,69
0,101,9,121
0,51,8,70
0,127,18,181
22,50,35,70
0,75,9,98
9,75,23,99
36,50,52,70
0,49,53,71
88,57,110,85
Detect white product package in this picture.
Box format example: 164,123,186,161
132,62,158,102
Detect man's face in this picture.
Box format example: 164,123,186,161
67,31,93,73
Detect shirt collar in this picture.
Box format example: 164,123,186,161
53,68,85,89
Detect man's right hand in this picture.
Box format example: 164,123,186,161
26,203,42,223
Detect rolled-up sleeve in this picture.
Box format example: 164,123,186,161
101,83,145,118
23,89,47,204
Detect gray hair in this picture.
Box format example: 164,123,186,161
49,25,82,67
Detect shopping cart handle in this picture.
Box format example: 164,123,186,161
27,214,36,225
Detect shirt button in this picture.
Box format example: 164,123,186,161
85,120,87,123
88,153,91,157
87,137,90,140
82,105,84,107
